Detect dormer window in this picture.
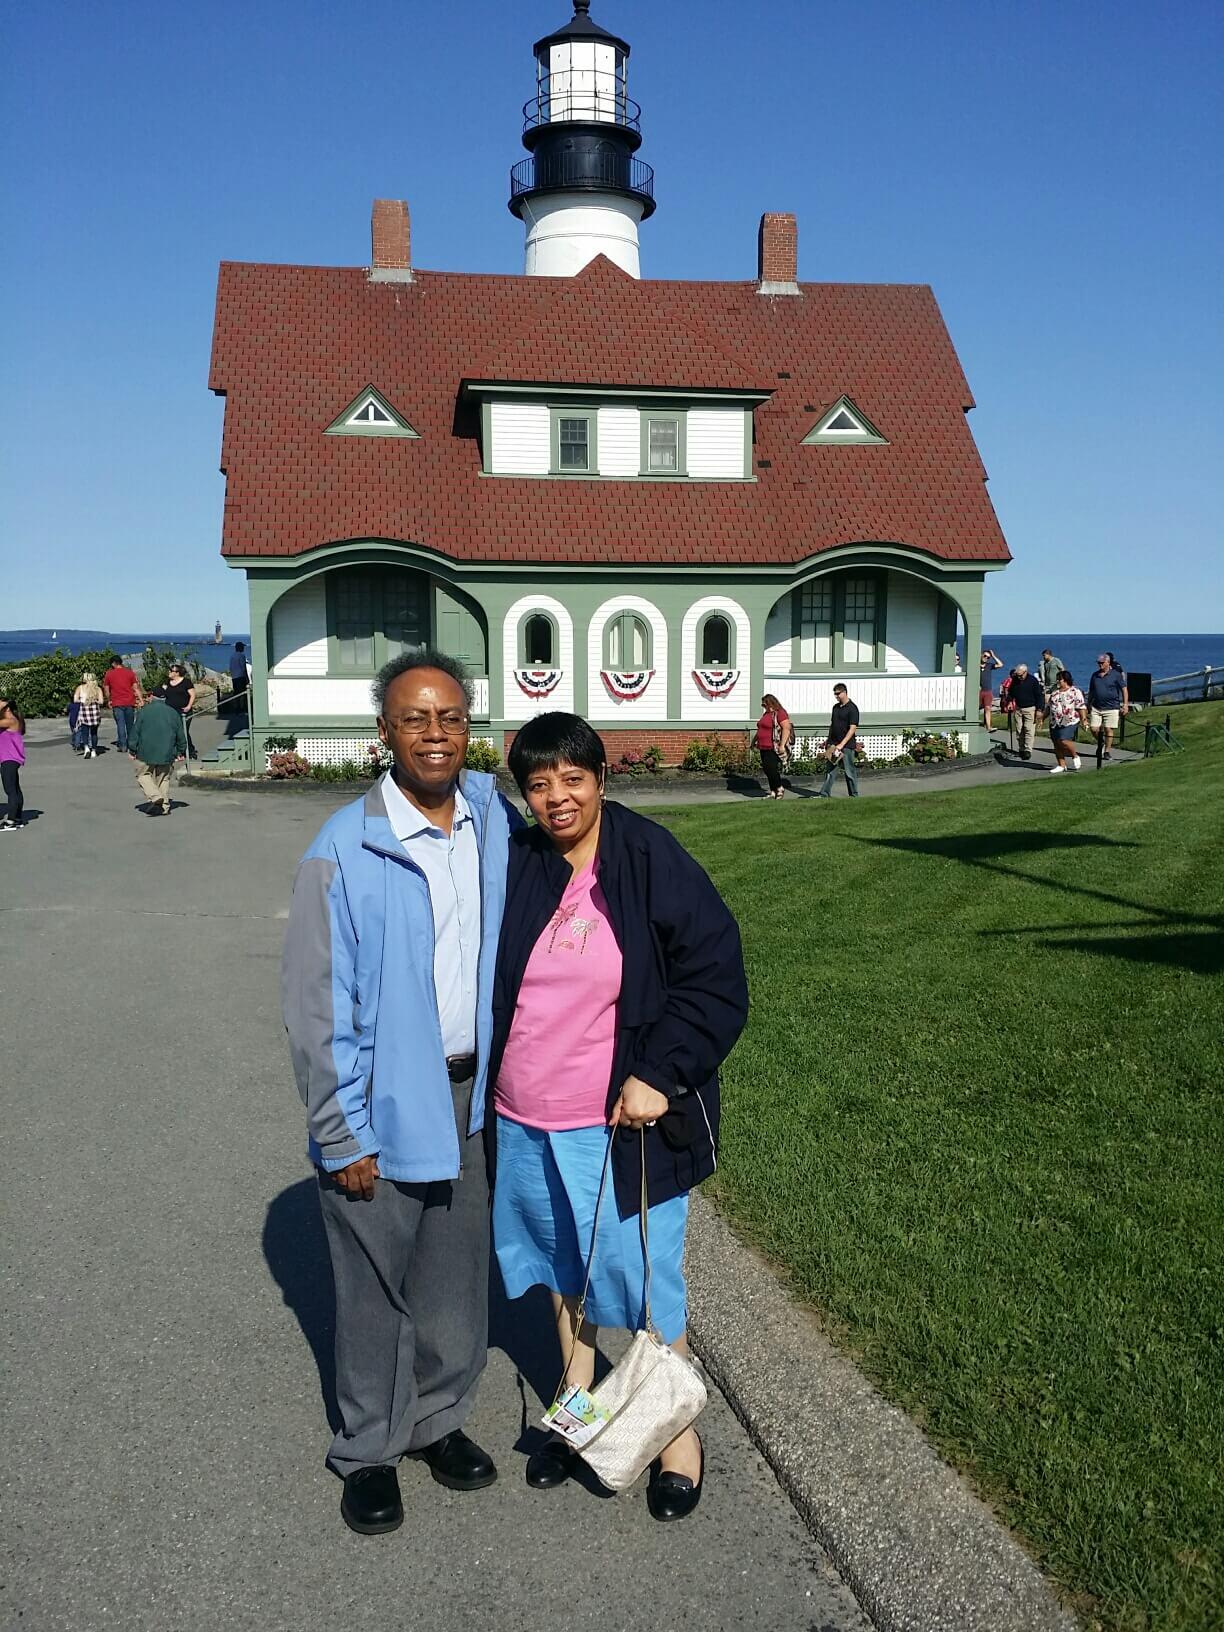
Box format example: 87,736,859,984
802,396,887,446
646,416,680,472
326,387,419,439
551,408,597,473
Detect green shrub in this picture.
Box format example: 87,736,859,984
681,735,729,772
901,730,963,764
788,755,825,776
464,739,501,773
309,759,364,783
0,647,121,717
263,734,298,753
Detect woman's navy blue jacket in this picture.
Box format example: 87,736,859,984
489,800,749,1220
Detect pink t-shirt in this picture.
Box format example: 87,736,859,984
495,858,623,1131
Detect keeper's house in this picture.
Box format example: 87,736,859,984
208,0,1010,770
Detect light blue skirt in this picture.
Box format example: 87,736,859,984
493,1116,689,1343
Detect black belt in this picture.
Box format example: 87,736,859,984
446,1053,477,1082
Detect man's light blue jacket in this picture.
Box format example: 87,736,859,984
281,772,518,1183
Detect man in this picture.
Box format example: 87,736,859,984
103,656,144,753
281,651,518,1537
1087,651,1129,760
225,641,251,739
816,682,860,798
1039,648,1064,696
1007,663,1045,760
127,692,187,815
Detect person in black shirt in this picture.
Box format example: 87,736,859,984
1007,664,1045,760
816,684,860,798
160,664,199,759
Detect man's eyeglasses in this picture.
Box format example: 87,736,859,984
385,711,470,735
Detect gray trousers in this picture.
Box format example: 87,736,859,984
316,1078,489,1476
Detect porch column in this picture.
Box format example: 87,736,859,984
959,578,984,744
245,573,283,745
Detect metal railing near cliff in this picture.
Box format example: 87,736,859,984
1150,664,1223,704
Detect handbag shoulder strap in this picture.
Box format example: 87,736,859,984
553,1127,655,1403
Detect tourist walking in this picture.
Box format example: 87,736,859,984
979,648,1004,729
1045,670,1088,774
224,642,251,739
1039,647,1064,696
755,693,793,798
0,695,27,832
160,664,199,759
103,657,144,752
281,651,518,1537
1007,664,1045,760
816,683,860,797
491,711,748,1520
1087,652,1129,761
127,694,188,816
73,673,105,758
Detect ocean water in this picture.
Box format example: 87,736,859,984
0,629,252,673
974,634,1224,689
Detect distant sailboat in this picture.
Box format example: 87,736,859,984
51,630,57,640
214,620,223,644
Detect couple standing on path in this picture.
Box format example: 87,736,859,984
281,651,748,1536
756,685,861,800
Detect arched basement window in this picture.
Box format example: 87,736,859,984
604,612,652,670
698,612,733,667
520,612,557,667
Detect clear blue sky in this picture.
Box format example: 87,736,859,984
4,0,1221,633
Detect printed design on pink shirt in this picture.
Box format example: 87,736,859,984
547,903,601,955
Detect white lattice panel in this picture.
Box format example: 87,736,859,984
295,736,385,767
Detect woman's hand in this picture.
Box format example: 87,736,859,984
610,1074,670,1131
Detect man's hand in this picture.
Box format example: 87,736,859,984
334,1154,380,1200
610,1075,670,1131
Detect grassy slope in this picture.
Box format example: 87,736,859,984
656,703,1223,1632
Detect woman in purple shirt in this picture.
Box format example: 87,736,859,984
0,694,27,831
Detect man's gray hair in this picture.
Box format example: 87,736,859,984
372,649,474,715
1015,663,1029,675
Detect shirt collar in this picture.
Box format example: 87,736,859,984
380,769,470,842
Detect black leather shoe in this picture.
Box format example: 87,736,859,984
526,1438,580,1489
340,1465,403,1535
647,1438,704,1523
415,1429,498,1491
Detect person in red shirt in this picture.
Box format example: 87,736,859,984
755,693,794,800
102,660,144,753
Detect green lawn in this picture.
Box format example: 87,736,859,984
656,702,1223,1632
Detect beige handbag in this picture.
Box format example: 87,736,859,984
548,1130,706,1493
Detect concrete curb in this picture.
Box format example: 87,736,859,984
685,1194,1080,1632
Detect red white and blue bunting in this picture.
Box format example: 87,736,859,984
514,668,563,698
601,670,654,702
692,667,741,698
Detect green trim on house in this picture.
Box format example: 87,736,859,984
601,609,653,670
549,406,598,474
325,386,419,439
696,608,736,667
639,409,688,476
462,380,772,405
516,608,560,666
801,395,888,446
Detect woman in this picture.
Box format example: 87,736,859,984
0,694,26,831
491,712,748,1521
1045,669,1087,774
73,672,104,759
755,692,793,799
979,648,1003,731
162,664,198,759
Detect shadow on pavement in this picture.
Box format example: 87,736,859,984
263,1179,340,1432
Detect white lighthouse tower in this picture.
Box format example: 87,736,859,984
509,0,655,278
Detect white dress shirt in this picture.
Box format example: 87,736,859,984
381,771,481,1058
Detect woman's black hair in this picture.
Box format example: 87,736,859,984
1058,669,1074,685
507,712,606,793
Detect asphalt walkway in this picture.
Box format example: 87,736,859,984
2,719,870,1632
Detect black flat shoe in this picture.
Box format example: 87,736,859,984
415,1429,497,1491
341,1464,403,1535
647,1439,704,1523
526,1438,580,1489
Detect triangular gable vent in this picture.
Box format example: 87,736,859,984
802,396,887,446
326,388,419,439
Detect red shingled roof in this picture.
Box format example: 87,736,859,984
208,254,1010,566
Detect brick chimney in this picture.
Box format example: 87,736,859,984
369,199,412,283
757,212,799,295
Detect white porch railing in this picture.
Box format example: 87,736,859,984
765,673,965,716
267,674,491,720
